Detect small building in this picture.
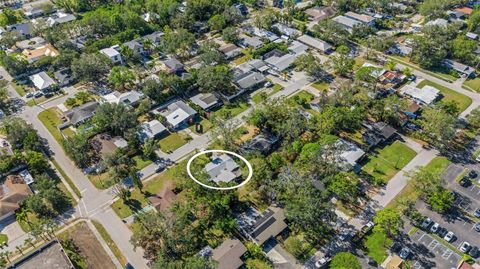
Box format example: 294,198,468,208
123,39,145,56
189,92,221,111
389,43,412,56
272,23,301,38
241,133,278,155
297,34,333,53
141,31,164,47
15,37,46,50
147,186,178,212
29,72,55,91
0,175,32,221
100,45,123,64
62,101,99,127
443,59,476,78
6,240,74,269
205,154,241,183
466,32,478,40
160,100,198,129
6,22,34,38
264,50,297,72
304,6,336,22
425,18,449,27
400,84,440,105
243,59,270,73
54,68,74,86
381,254,403,269
161,58,184,74
138,120,167,142
101,90,144,106
46,11,76,26
454,7,473,16
19,169,34,185
22,44,59,63
238,35,264,49
212,238,247,269
233,70,266,92
344,11,375,26
218,43,242,59
288,40,308,55
236,206,288,245
332,15,362,33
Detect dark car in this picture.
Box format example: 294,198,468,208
470,170,478,178
470,246,480,258
399,247,411,259
460,177,472,187
474,222,480,232
125,263,134,269
437,227,448,237
390,242,402,252
475,208,480,218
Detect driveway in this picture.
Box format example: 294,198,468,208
263,239,302,269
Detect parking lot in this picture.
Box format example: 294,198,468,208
410,230,462,269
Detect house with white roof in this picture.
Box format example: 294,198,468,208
29,72,55,91
189,93,221,111
159,100,198,129
138,120,167,142
344,11,375,26
205,154,241,183
400,84,440,105
100,45,123,64
272,23,301,38
425,18,449,27
101,90,144,106
288,40,308,55
238,35,264,49
46,11,76,26
332,15,363,33
297,34,333,53
337,139,365,171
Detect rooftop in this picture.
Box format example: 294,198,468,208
205,154,241,183
400,84,440,105
7,240,74,269
297,34,333,52
139,120,167,142
212,238,247,269
189,92,220,110
29,71,55,90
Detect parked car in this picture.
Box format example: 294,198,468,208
421,217,432,229
265,81,273,87
390,242,402,252
430,222,439,233
33,91,43,98
125,263,134,269
25,92,33,98
459,177,472,187
474,222,480,232
460,242,471,253
314,257,331,268
476,155,480,162
470,246,480,258
444,231,454,242
470,170,478,178
437,227,448,237
361,221,374,234
474,208,480,218
399,247,411,259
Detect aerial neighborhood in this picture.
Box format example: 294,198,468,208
1,0,480,269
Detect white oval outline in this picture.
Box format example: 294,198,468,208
187,149,253,190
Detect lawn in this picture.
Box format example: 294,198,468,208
38,108,64,143
212,100,250,119
311,81,329,92
91,220,127,265
416,80,472,113
365,230,392,264
389,55,458,82
188,117,213,134
271,83,283,93
13,83,27,96
362,141,417,184
252,91,267,104
464,77,480,93
133,155,152,170
111,172,174,218
0,234,8,245
51,159,82,198
157,132,191,153
87,171,113,189
424,156,451,174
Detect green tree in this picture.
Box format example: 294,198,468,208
160,28,195,58
222,27,239,43
24,151,49,175
373,208,403,238
0,8,21,27
208,14,226,31
72,53,111,82
108,66,135,90
330,45,354,77
327,172,359,203
142,139,157,160
427,187,454,213
293,53,326,81
467,107,480,129
330,252,361,269
450,36,477,65
196,64,232,94
93,103,137,136
416,108,456,150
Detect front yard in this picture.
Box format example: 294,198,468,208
362,141,417,184
157,132,191,153
212,100,250,119
416,80,472,113
365,230,392,264
464,77,480,92
38,108,64,143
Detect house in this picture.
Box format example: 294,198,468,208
336,139,365,171
443,59,476,78
22,1,48,18
288,40,308,55
466,32,478,40
100,45,123,64
241,133,278,155
389,43,412,56
425,18,449,27
454,7,473,16
447,10,467,20
236,206,288,245
61,101,99,127
252,27,280,42
297,34,333,53
190,92,221,111
161,58,184,74
379,70,406,86
361,121,397,148
205,154,241,183
0,175,32,221
263,50,297,72
46,11,76,26
234,3,248,16
238,35,264,49
272,23,301,38
233,69,266,92
381,254,403,269
54,68,74,86
218,43,242,59
310,97,323,111
22,43,59,63
400,84,440,105
6,22,34,38
212,238,247,269
15,37,46,50
332,15,363,33
241,59,270,73
101,90,144,106
304,6,336,22
147,186,178,212
142,31,164,47
138,120,167,142
160,100,198,129
6,240,75,269
123,39,145,56
344,11,375,26
29,72,55,91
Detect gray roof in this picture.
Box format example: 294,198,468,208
443,59,475,76
53,68,73,85
337,139,365,167
163,58,184,71
234,71,266,89
6,240,74,269
142,31,164,44
64,101,99,126
240,35,264,48
163,100,197,127
138,120,166,142
123,39,143,51
344,11,375,23
6,22,33,36
332,15,362,29
29,72,55,90
297,34,333,52
236,206,287,245
265,53,297,71
189,93,219,110
288,40,309,54
272,23,301,37
212,238,247,269
205,154,240,183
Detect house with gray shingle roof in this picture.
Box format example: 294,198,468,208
205,154,241,183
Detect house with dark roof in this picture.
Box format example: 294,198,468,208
123,39,145,57
241,133,278,155
443,59,476,78
138,120,167,142
6,240,74,269
54,68,74,86
161,58,184,74
212,238,247,269
189,92,221,111
61,101,99,127
236,206,288,245
304,6,335,22
218,43,242,59
361,121,397,149
148,186,178,212
142,31,164,47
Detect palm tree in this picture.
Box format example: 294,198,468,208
16,208,31,228
15,246,23,256
24,237,35,248
3,250,11,263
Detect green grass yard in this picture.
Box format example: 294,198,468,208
212,101,250,119
416,80,472,113
133,155,152,170
362,141,417,184
389,55,458,82
311,81,329,92
464,77,480,93
157,132,191,153
38,108,64,144
365,231,392,264
188,117,213,134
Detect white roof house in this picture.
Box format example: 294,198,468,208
332,15,363,33
205,154,241,183
161,100,198,129
29,71,55,90
297,34,333,53
400,84,440,105
344,11,375,24
138,120,167,142
189,93,220,111
288,41,308,55
19,169,34,185
425,18,449,27
100,45,122,64
101,90,144,106
264,53,298,72
337,140,365,169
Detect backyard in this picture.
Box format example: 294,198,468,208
362,141,417,184
416,80,472,113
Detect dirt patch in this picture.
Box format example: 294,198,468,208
59,222,116,269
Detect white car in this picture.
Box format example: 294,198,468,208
430,222,439,233
444,231,454,242
314,257,331,268
476,155,480,162
460,242,471,253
